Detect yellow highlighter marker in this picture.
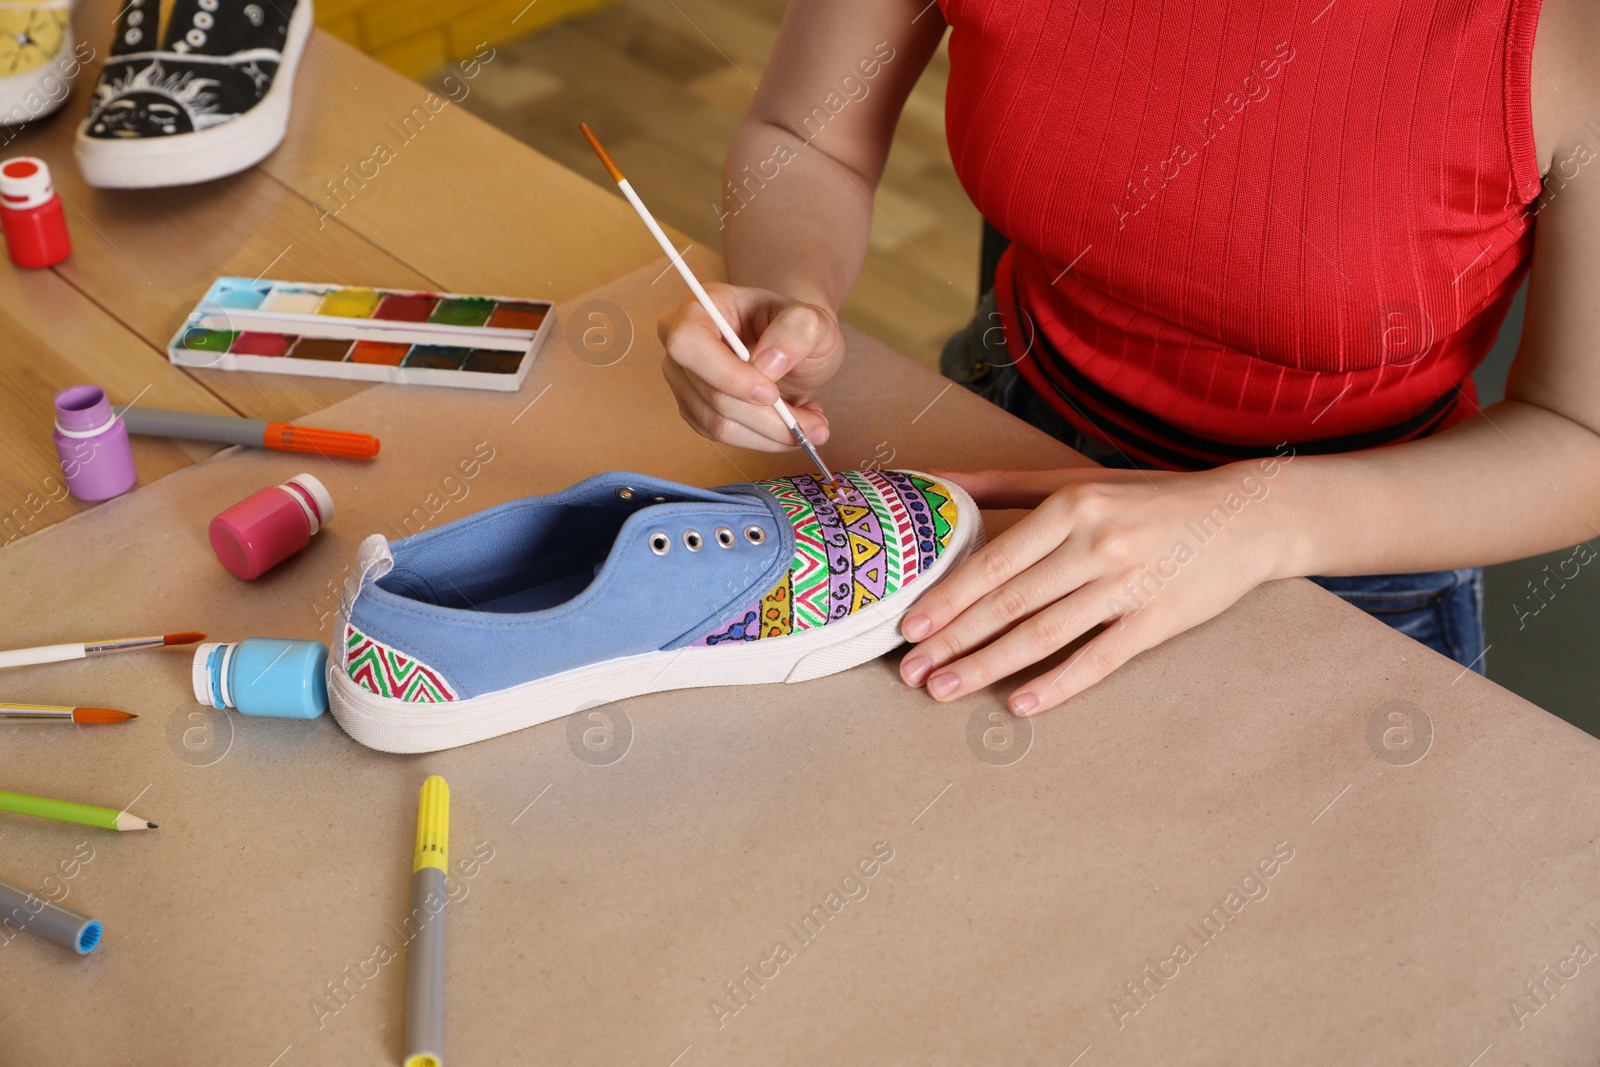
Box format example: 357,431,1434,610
404,775,449,1067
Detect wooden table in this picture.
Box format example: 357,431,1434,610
4,9,1599,1066
0,0,668,541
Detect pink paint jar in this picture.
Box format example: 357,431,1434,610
209,473,334,580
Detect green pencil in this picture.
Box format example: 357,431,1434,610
0,789,156,831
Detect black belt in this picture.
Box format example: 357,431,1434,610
1024,325,1460,470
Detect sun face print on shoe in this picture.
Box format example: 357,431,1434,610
74,0,311,188
327,469,983,753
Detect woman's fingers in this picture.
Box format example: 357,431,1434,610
750,302,841,398
926,563,1252,715
793,400,831,444
915,581,1123,703
897,462,1274,717
662,359,793,451
1006,601,1181,715
662,307,785,407
899,503,1071,643
662,359,831,451
899,551,1096,686
658,285,843,449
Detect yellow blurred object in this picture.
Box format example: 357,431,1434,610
316,0,619,80
0,1,68,77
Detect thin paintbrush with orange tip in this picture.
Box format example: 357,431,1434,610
579,121,837,486
0,703,137,724
0,631,206,670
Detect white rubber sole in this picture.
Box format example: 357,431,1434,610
0,25,76,126
328,476,986,753
73,0,311,188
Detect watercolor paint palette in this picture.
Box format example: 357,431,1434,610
166,277,556,392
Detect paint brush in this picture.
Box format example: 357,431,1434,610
0,631,206,670
0,703,136,724
579,122,837,485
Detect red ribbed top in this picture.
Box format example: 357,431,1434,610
940,0,1545,469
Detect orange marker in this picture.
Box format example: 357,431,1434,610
114,406,379,460
263,421,380,459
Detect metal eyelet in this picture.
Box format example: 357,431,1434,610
615,487,634,500
744,525,766,544
127,9,142,24
715,527,734,548
649,532,670,555
185,27,206,46
194,11,214,28
684,530,703,551
125,27,142,43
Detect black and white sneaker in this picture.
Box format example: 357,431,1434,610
74,0,311,188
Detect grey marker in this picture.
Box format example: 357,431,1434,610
0,878,103,955
404,774,449,1067
404,867,447,1067
111,405,269,448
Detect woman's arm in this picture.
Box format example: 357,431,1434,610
722,0,945,308
901,15,1600,716
659,0,946,451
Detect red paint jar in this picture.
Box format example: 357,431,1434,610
0,157,71,269
209,473,335,580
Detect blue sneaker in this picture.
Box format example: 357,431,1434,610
327,469,982,752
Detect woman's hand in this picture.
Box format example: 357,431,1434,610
658,283,845,452
899,458,1296,716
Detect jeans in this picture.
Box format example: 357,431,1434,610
940,290,1488,674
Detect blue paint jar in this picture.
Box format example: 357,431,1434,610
190,638,328,719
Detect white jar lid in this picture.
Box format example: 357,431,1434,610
191,641,236,708
284,473,335,533
0,158,53,211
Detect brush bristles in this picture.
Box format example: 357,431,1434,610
163,631,206,646
72,707,136,724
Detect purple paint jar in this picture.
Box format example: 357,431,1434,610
52,385,136,501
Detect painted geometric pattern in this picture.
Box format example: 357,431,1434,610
345,624,458,702
767,477,829,629
692,471,957,646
